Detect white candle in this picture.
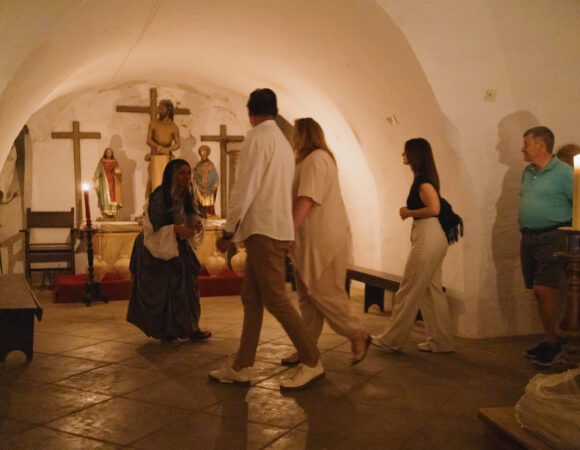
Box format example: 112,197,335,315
573,155,580,229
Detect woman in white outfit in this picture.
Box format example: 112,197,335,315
284,118,371,366
372,138,454,353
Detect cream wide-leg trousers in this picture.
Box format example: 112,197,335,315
293,244,366,343
375,217,454,352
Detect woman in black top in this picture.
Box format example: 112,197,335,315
371,138,454,353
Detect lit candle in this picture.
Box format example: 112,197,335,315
82,183,91,223
573,155,580,229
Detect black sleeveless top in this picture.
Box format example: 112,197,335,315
406,174,434,210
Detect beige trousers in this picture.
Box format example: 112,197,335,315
294,244,365,342
375,218,454,352
234,234,319,368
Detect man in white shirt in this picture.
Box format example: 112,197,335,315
209,88,323,390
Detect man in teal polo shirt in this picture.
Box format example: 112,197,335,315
519,126,572,367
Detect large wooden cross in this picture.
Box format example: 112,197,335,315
116,87,191,121
51,121,101,224
201,124,244,217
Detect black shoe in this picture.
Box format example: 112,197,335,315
532,342,563,367
189,330,212,341
524,342,550,359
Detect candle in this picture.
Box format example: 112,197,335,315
82,183,91,223
573,155,580,229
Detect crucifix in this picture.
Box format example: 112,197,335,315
201,124,244,217
51,121,101,224
116,87,190,121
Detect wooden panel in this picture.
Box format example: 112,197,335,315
27,208,75,228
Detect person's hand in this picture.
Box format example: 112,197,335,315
174,223,194,240
399,207,412,220
216,238,229,253
144,153,151,161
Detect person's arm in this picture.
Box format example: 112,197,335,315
146,122,157,153
224,134,267,233
399,183,440,220
165,125,181,153
293,196,315,232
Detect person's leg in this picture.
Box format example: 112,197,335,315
374,219,446,350
232,236,264,370
252,235,319,367
294,269,325,342
420,262,455,352
533,284,559,343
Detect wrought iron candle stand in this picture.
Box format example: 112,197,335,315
83,220,108,307
556,227,580,366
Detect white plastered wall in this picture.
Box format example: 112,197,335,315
1,0,579,337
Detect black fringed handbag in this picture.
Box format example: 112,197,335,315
438,197,464,244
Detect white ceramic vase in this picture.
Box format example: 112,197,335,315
113,254,131,280
206,252,226,277
92,255,108,282
230,247,247,276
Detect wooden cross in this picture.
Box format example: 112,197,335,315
51,121,101,224
116,87,190,121
201,124,244,217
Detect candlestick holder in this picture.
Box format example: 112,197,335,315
556,227,580,366
83,219,108,307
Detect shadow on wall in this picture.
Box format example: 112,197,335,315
110,135,136,221
492,111,539,330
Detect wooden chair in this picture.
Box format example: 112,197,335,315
20,208,76,283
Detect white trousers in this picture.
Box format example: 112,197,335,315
375,217,454,352
294,245,365,342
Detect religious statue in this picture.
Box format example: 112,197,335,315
193,145,219,216
145,99,180,197
93,147,122,218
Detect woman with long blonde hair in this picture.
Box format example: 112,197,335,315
285,117,370,366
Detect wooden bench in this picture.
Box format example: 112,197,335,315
0,274,43,362
346,265,402,313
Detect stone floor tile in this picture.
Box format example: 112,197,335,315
0,418,33,440
319,350,391,376
120,351,216,375
254,342,299,364
4,383,110,424
46,397,189,446
131,411,286,450
344,376,459,415
399,414,498,450
56,364,166,396
62,341,141,363
5,355,107,383
124,375,240,411
0,426,118,449
203,386,310,429
32,332,102,354
264,429,388,450
295,400,428,448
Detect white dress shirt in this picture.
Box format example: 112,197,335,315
225,119,295,242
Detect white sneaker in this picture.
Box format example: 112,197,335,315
370,335,400,353
279,360,325,391
208,365,250,386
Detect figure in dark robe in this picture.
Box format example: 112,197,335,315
127,158,211,344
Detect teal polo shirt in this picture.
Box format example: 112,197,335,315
519,156,573,230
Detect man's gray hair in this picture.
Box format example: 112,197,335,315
524,126,555,153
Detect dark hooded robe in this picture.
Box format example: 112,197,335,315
126,159,204,340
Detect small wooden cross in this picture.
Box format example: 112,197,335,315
51,121,101,224
201,124,244,217
116,88,190,121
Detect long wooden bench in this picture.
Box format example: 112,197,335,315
0,274,43,362
346,265,402,313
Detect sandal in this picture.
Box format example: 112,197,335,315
189,330,212,340
350,336,371,366
281,352,301,366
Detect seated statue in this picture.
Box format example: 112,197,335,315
193,145,219,216
94,147,122,218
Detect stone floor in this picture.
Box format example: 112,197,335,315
0,285,554,449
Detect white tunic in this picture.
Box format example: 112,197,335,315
225,120,295,242
291,150,351,288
